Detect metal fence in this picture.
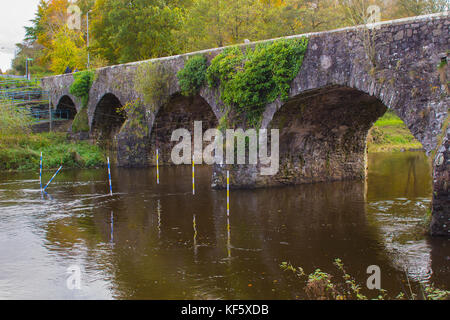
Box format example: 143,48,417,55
0,74,27,79
1,78,72,125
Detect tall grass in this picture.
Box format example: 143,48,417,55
0,132,106,171
0,98,34,135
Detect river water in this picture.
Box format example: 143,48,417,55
0,151,448,299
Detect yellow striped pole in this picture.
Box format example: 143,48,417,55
192,155,195,195
226,171,230,216
156,149,159,184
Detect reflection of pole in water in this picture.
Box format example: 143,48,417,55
157,199,161,239
39,151,43,194
193,214,198,261
156,149,160,185
405,155,418,196
107,157,113,196
227,217,231,260
110,211,114,245
43,191,53,201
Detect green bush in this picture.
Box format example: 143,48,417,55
134,61,174,111
210,39,308,126
177,55,208,96
0,132,105,171
71,107,90,133
69,70,95,107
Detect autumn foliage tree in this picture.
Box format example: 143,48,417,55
49,26,87,73
10,0,449,75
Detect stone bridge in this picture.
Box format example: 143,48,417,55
42,13,449,236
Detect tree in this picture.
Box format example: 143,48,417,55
90,0,184,64
24,0,48,43
181,0,261,52
49,26,87,74
395,0,449,16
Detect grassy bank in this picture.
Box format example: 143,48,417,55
368,111,423,153
0,132,106,171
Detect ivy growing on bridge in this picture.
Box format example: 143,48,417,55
69,70,95,107
177,55,208,97
69,70,95,133
176,38,309,127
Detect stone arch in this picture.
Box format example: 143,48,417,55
149,93,219,165
266,85,395,186
55,95,77,120
91,93,126,141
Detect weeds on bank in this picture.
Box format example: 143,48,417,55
280,258,449,300
0,132,105,171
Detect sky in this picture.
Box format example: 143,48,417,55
0,0,41,72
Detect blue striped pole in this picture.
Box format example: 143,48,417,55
42,165,62,191
39,152,42,192
107,157,113,196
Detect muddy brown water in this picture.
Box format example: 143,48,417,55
0,151,448,299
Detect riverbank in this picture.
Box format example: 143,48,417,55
0,111,421,171
0,132,105,171
368,111,423,153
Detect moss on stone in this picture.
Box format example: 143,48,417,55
134,62,175,112
71,107,89,133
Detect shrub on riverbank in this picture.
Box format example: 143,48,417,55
0,132,105,171
368,111,423,153
281,259,450,300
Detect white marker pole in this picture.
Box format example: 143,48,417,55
226,171,230,216
156,149,160,184
107,157,112,196
192,155,195,195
